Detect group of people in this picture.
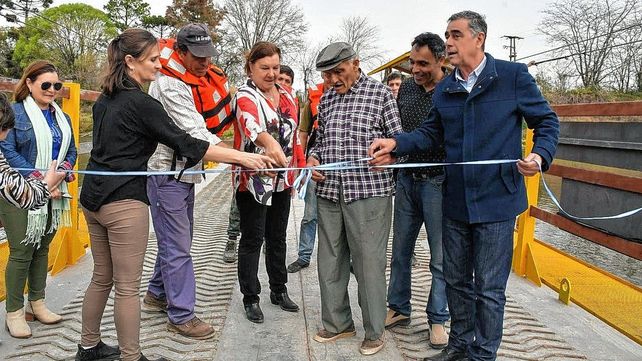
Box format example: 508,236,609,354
0,8,559,361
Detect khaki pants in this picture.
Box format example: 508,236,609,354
80,199,149,361
317,192,392,341
0,200,55,312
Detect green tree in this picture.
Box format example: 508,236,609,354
13,3,118,89
165,0,224,32
104,0,150,31
0,27,21,78
0,0,53,23
142,15,174,38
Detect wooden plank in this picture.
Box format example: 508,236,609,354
547,164,642,194
529,206,642,260
0,80,17,93
552,101,642,117
80,89,101,102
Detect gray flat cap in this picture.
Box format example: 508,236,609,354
316,42,357,71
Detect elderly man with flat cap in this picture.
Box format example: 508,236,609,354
306,42,403,356
142,23,234,340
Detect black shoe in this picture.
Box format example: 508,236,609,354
139,354,169,361
270,291,299,312
75,340,120,361
244,302,264,323
424,347,468,361
287,259,309,273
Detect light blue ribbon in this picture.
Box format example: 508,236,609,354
536,163,642,221
17,158,641,220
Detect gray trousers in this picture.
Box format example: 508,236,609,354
317,192,392,341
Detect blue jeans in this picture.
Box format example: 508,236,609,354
387,171,448,325
147,175,196,325
297,181,317,264
443,217,515,361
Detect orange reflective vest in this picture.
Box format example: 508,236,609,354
308,83,324,129
158,38,233,136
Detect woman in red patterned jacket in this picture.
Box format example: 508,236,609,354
232,41,305,324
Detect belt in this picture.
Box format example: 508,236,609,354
411,172,430,180
402,169,443,181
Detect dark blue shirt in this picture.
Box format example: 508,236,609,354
42,108,62,160
397,78,445,177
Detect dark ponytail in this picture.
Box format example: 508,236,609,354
101,28,158,96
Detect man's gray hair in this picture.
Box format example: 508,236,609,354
448,10,487,37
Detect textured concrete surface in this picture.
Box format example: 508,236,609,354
1,168,640,360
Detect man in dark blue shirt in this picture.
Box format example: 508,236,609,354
385,32,450,350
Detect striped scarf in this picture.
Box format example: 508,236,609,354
22,95,72,248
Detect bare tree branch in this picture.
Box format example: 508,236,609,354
333,15,385,70
222,0,307,54
539,0,642,88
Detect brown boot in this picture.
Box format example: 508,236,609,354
313,325,356,343
25,299,62,324
359,335,385,356
429,323,449,349
166,316,215,340
6,308,32,338
142,291,167,313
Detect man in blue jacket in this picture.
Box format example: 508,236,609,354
369,11,559,361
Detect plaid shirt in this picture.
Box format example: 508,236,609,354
309,72,402,203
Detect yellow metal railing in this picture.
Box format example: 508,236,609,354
512,129,542,286
47,82,89,275
0,82,89,301
513,128,642,345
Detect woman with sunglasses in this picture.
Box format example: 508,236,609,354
0,60,77,339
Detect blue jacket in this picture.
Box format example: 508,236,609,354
0,102,77,177
395,54,559,223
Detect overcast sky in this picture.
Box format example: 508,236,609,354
52,0,553,85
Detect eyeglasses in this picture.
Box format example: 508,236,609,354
41,82,63,91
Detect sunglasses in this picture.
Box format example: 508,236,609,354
41,82,63,91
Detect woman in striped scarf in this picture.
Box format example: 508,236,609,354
0,61,77,339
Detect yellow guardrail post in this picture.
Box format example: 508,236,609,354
512,128,542,286
559,278,572,305
47,82,88,275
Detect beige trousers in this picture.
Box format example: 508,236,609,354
80,199,149,361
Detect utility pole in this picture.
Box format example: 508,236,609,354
503,35,523,62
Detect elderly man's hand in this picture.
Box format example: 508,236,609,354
306,156,325,183
517,153,542,177
368,138,397,167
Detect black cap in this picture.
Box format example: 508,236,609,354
176,23,218,58
316,42,357,71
